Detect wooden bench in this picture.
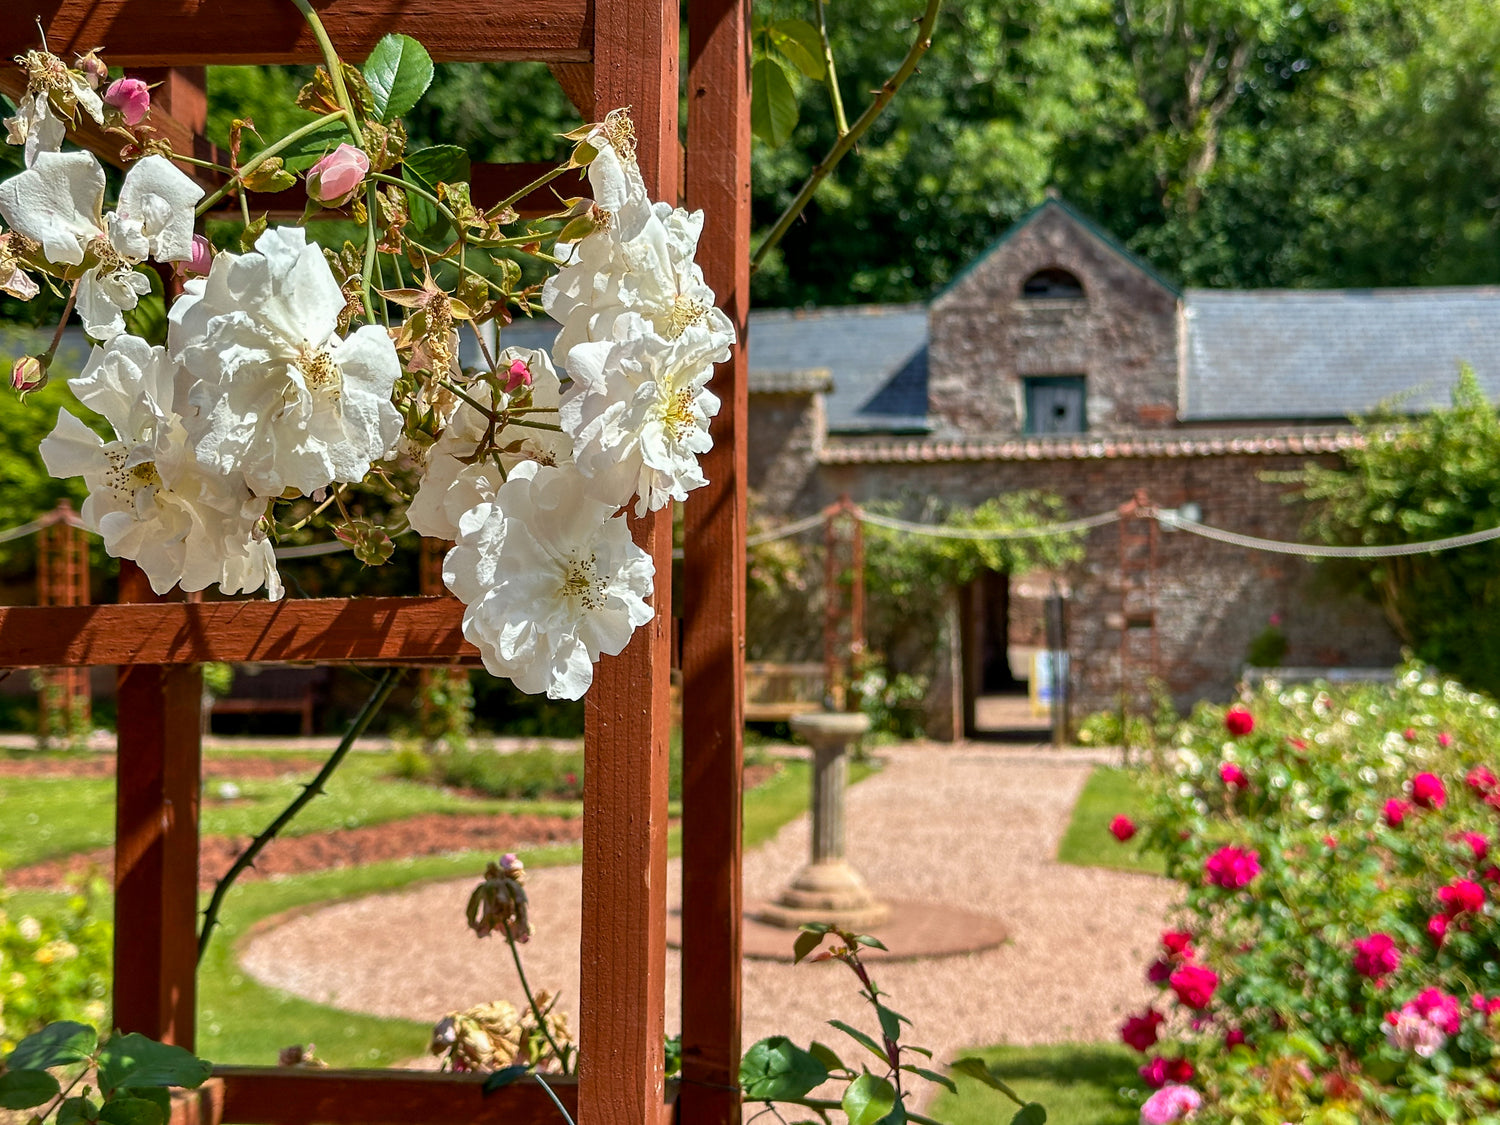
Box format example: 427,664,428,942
744,661,826,723
208,665,332,736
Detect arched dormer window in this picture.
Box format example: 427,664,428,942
1021,268,1085,300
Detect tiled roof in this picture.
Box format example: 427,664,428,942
1183,288,1500,420
820,426,1365,465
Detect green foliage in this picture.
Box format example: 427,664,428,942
412,746,584,801
850,658,928,739
1124,663,1500,1122
929,1044,1139,1125
0,878,111,1055
1291,367,1500,697
362,34,434,123
1244,618,1290,669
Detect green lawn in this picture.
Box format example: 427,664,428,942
928,1043,1141,1125
1055,766,1165,877
6,755,863,1067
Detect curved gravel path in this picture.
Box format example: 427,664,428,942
241,744,1177,1069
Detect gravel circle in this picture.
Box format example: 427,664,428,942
241,745,1177,1073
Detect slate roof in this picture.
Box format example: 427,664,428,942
1182,288,1500,421
497,305,931,432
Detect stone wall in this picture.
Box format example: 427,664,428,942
746,390,823,514
927,202,1180,436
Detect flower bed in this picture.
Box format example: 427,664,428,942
1113,663,1500,1124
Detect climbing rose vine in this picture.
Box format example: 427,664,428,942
0,19,732,701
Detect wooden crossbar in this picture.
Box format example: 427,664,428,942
3,0,592,66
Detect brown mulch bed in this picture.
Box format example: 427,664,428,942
6,812,583,892
0,755,323,779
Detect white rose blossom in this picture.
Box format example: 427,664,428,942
170,225,402,498
406,347,572,542
4,92,67,169
443,461,653,700
0,151,202,340
38,335,282,599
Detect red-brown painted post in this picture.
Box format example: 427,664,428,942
680,0,752,1118
582,4,679,1121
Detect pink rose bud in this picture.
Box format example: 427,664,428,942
306,143,370,207
10,354,47,397
174,234,212,279
104,77,152,126
504,358,534,393
1220,762,1250,790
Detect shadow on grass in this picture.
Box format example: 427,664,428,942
930,1042,1141,1125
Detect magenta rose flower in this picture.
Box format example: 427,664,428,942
1427,913,1449,946
1169,964,1218,1010
1438,732,1453,748
1110,815,1137,842
1224,1027,1247,1048
104,76,151,125
1457,831,1490,863
1161,930,1195,958
1413,987,1463,1034
1384,798,1412,828
1224,706,1254,736
1438,878,1486,917
1352,932,1401,980
1140,1085,1203,1124
1120,1009,1165,1052
306,143,371,207
1466,766,1499,796
1411,772,1447,809
1219,762,1249,789
1204,845,1260,889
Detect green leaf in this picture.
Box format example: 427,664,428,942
851,934,888,952
842,1073,896,1125
739,1037,828,1101
793,928,826,963
363,34,434,122
808,1041,846,1074
827,1019,886,1062
131,1088,170,1121
402,144,470,233
949,1058,1025,1105
768,19,826,79
0,1069,61,1110
751,57,799,148
271,117,348,173
96,1034,212,1095
481,1066,529,1095
8,1021,97,1070
57,1096,99,1125
875,1004,907,1044
98,1097,165,1125
1009,1104,1047,1125
900,1064,957,1094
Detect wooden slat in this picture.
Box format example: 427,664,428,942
4,0,592,66
0,597,479,667
215,1067,607,1125
549,63,598,120
577,3,678,1122
677,0,752,1121
112,561,202,1048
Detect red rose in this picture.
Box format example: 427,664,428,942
1205,845,1261,889
1120,1009,1165,1052
1439,878,1486,916
1457,831,1490,863
1352,932,1401,980
1466,766,1499,795
1411,772,1447,809
1427,913,1449,946
1220,762,1250,790
1166,1057,1195,1084
1161,930,1195,957
1383,798,1412,828
1169,963,1219,1010
1438,732,1453,748
1138,1057,1170,1089
1110,815,1137,842
1224,707,1254,736
1224,1027,1247,1048
1403,728,1418,743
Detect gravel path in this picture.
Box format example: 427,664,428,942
241,744,1176,1071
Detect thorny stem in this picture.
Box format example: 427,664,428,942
368,171,461,229
362,182,381,324
44,280,80,362
815,0,849,136
505,931,572,1074
195,112,352,215
280,488,341,533
197,670,404,961
40,1062,92,1121
751,0,943,271
289,0,364,147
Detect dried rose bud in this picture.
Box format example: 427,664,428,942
11,355,48,397
104,77,151,126
76,51,108,90
306,143,371,208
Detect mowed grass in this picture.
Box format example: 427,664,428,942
6,756,866,1066
1054,766,1165,877
0,751,580,868
928,1043,1142,1125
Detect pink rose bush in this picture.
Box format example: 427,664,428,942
1123,666,1500,1122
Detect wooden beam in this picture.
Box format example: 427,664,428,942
678,0,752,1119
0,597,480,668
548,63,597,121
576,1,678,1121
112,562,202,1048
3,0,592,66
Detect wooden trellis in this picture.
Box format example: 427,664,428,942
0,2,750,1123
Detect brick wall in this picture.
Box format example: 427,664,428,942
746,390,823,513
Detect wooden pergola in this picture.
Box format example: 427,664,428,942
0,2,750,1123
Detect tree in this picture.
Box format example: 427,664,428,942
1291,367,1500,696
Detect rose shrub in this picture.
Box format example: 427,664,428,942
1117,662,1500,1123
0,875,111,1053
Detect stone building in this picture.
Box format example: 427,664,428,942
734,196,1500,734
